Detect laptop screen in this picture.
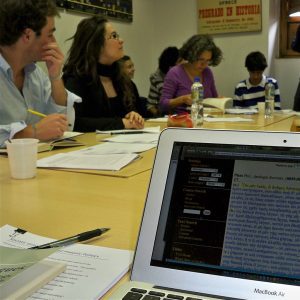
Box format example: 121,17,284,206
151,141,300,287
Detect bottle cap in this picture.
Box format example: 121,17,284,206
194,76,200,82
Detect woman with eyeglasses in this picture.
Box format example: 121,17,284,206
160,34,222,115
62,16,144,131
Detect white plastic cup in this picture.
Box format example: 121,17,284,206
257,102,265,114
5,138,39,179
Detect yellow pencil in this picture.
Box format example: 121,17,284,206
27,109,47,118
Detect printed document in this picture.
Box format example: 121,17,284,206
96,126,160,134
204,116,254,122
0,225,134,300
37,152,139,171
104,133,159,144
225,108,258,114
71,142,156,155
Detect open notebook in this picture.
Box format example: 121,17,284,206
109,128,300,300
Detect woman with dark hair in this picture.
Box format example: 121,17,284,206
160,35,222,114
63,16,144,131
147,46,180,117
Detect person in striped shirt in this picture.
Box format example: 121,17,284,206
233,51,281,110
147,47,180,117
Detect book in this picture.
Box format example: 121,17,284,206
203,97,233,112
38,131,85,152
37,140,85,152
0,260,66,300
0,132,85,154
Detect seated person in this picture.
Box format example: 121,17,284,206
160,34,222,115
118,55,149,117
147,46,180,117
234,51,281,109
63,17,144,132
0,0,80,148
291,25,300,111
293,81,300,111
118,55,135,80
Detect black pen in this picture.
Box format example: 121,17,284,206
30,228,110,249
111,130,146,135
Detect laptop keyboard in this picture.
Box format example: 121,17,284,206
122,288,204,300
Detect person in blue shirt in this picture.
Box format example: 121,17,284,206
0,0,81,148
233,51,281,109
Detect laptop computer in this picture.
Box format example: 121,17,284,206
109,128,300,300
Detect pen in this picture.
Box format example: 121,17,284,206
28,109,72,127
30,228,110,249
111,131,146,135
27,109,47,118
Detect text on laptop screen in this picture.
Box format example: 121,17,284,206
151,142,300,286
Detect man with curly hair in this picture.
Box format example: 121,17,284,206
0,0,80,147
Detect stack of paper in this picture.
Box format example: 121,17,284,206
37,152,139,171
225,108,258,114
103,133,159,144
0,225,134,300
37,128,160,171
204,116,254,122
71,142,156,155
96,126,160,135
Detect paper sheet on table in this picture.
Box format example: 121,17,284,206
104,133,159,144
0,225,134,300
147,117,168,122
72,142,156,154
275,109,300,115
37,152,139,171
225,108,258,114
204,117,254,122
0,246,59,284
96,126,160,134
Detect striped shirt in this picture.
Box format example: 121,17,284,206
234,75,281,109
147,69,164,111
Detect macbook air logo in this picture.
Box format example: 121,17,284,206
254,288,285,297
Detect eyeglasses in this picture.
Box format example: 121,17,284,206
197,58,212,65
107,32,120,40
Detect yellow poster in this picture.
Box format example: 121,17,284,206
198,0,261,34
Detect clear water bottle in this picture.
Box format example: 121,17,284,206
265,79,275,118
191,76,204,127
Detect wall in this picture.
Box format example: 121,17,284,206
54,0,299,109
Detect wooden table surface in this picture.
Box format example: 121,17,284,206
0,112,298,299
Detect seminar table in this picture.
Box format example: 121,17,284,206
0,113,298,299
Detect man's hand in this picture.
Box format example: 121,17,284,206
41,41,64,81
34,114,68,140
